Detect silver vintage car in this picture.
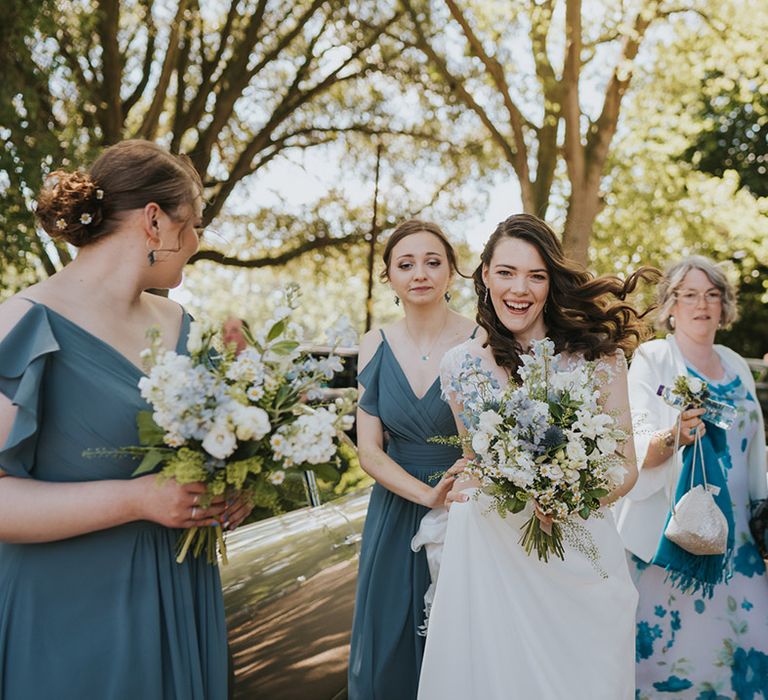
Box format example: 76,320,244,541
222,485,370,699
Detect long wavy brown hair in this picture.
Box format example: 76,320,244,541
474,214,659,377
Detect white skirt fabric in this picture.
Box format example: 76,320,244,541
415,490,639,700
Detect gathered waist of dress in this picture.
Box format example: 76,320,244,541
386,439,461,472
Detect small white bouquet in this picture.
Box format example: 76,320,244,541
657,375,736,430
448,339,628,562
97,286,356,564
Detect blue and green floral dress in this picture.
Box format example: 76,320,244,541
630,363,768,699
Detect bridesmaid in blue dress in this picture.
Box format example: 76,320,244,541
348,219,476,699
0,140,251,699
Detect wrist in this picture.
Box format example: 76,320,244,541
657,428,675,451
124,476,149,522
417,482,434,508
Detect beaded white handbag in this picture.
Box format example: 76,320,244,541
664,428,728,556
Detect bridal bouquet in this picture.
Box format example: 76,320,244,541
104,286,356,564
455,339,628,562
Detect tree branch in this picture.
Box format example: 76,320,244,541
562,0,585,185
191,0,319,175
188,231,365,268
584,0,656,183
171,13,193,152
123,0,157,116
528,0,561,216
201,13,396,223
400,0,519,172
176,0,247,138
139,0,190,139
96,0,123,142
443,0,533,207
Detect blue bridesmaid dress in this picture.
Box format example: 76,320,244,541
0,302,228,700
348,330,463,700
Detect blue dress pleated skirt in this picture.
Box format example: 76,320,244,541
0,303,227,700
348,333,461,700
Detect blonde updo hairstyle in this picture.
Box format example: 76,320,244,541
35,140,202,247
655,255,739,331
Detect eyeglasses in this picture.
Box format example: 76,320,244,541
674,290,723,305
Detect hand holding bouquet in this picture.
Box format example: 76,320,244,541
457,339,629,562
104,286,356,564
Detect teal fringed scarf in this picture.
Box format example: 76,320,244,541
652,419,735,598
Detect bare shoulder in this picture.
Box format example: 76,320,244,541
451,312,478,334
357,327,385,371
141,292,185,323
0,295,38,342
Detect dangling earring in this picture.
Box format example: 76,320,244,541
543,301,548,315
444,291,452,302
669,315,676,329
394,295,400,306
484,288,489,304
146,239,157,267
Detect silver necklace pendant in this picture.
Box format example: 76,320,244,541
421,354,429,361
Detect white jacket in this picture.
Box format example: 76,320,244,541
615,335,768,562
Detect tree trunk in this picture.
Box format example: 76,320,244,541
562,183,601,267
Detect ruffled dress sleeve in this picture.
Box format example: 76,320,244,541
0,304,60,477
357,341,385,418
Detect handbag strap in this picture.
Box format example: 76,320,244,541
668,422,707,517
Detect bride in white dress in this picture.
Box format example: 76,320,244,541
415,214,654,700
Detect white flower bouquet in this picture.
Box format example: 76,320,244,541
102,287,356,564
449,339,628,562
657,375,737,430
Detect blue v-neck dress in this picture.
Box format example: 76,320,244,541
0,302,227,700
348,330,463,700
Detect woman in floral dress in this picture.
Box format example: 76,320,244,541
618,256,768,698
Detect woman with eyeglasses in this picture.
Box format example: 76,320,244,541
617,256,768,698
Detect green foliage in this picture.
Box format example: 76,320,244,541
684,70,768,199
0,0,488,294
591,0,768,357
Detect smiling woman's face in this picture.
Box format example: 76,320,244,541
482,237,549,344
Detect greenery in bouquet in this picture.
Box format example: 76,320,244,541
669,375,708,408
448,339,628,563
108,285,357,564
